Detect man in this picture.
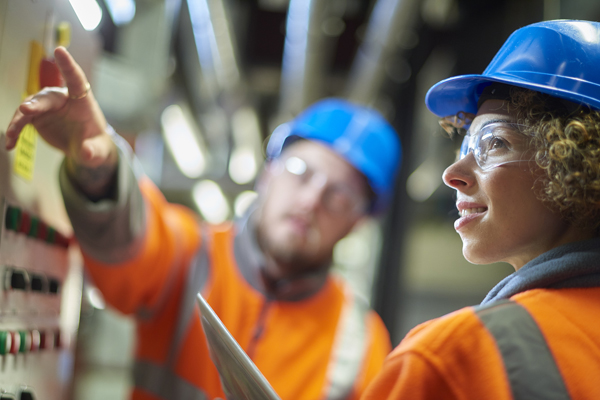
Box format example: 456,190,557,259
6,47,401,400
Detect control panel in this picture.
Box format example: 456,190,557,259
0,203,75,400
0,0,101,398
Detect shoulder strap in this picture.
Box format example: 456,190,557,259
133,226,212,399
322,283,370,400
474,300,571,400
167,224,212,365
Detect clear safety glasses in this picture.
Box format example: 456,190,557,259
459,122,532,170
275,156,368,216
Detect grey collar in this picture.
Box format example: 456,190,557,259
482,237,600,304
233,207,330,302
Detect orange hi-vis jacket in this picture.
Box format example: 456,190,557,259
362,237,600,400
59,146,391,400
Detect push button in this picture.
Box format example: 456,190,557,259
46,227,56,244
30,274,46,293
18,331,29,354
29,330,40,352
48,278,59,294
11,270,27,290
5,269,29,291
5,206,21,231
36,221,47,241
38,330,48,350
18,212,31,235
27,218,39,238
18,390,34,400
55,232,70,248
54,329,61,349
0,331,11,355
9,332,20,355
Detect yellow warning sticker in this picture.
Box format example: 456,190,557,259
13,124,38,180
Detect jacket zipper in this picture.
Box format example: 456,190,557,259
246,298,271,359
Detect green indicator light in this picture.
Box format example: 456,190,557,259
5,207,21,231
46,227,56,243
18,331,27,353
28,218,39,238
0,331,7,355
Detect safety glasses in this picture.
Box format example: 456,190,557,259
459,122,531,170
273,156,368,216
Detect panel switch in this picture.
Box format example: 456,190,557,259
5,269,29,291
18,390,35,400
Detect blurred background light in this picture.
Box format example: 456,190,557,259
193,180,230,224
104,0,136,26
234,190,258,218
334,233,370,267
228,147,258,185
69,0,103,31
161,104,207,179
406,159,442,202
229,106,262,185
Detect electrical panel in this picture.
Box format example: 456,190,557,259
0,0,101,398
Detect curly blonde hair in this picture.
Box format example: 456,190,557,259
442,87,600,232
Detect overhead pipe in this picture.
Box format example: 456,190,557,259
187,0,241,99
278,0,331,120
345,0,420,105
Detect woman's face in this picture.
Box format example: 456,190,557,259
443,99,581,270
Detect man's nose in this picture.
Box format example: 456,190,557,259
297,174,328,211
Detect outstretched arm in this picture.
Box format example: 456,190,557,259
5,46,117,200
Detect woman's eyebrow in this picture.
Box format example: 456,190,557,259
470,118,515,133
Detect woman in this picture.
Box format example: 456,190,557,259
362,20,600,400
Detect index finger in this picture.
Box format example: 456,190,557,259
54,46,90,99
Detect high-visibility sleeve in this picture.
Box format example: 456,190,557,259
60,146,202,316
361,307,512,400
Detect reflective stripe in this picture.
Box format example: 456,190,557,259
60,132,147,265
135,231,211,399
167,226,211,364
134,360,208,400
322,284,369,400
475,300,571,400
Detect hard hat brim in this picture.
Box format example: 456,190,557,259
425,72,600,119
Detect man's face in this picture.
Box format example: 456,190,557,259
256,140,369,276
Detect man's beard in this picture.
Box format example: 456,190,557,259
256,217,332,277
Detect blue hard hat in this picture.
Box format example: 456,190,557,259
266,98,402,213
425,20,600,117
